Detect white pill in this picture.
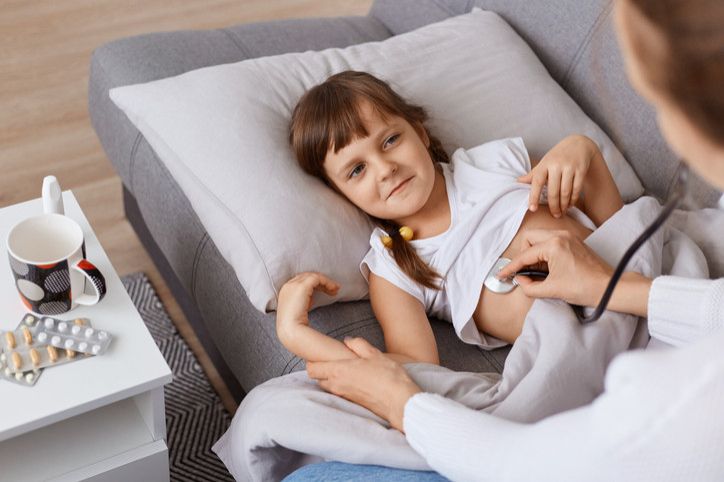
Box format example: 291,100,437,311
51,335,61,345
37,332,47,343
4,367,10,376
78,342,88,351
0,353,5,362
58,322,68,332
92,344,101,355
25,315,36,325
44,318,55,329
15,372,22,381
85,328,94,338
25,373,35,383
71,325,81,335
64,339,74,349
97,331,108,340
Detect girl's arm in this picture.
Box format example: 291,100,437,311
577,137,624,226
276,272,438,364
276,272,357,362
368,272,439,365
277,319,358,362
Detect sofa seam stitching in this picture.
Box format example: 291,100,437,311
129,132,143,193
431,0,462,16
191,233,211,297
561,0,614,89
219,28,253,57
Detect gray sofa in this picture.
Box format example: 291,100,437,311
89,0,721,402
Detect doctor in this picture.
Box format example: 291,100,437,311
294,0,724,480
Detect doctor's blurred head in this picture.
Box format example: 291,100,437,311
615,0,724,190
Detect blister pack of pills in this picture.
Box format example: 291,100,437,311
0,315,95,386
0,321,90,375
0,315,45,385
34,316,112,356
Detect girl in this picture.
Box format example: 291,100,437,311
276,70,623,364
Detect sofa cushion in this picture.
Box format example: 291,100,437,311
109,8,644,314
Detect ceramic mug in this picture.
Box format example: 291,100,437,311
7,213,107,315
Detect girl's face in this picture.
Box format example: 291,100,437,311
323,100,438,223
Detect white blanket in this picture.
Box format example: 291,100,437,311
213,197,715,481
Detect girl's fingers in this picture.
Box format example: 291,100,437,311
300,272,340,293
560,168,574,213
571,171,584,207
547,169,562,217
528,171,547,212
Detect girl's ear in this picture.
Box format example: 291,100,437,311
414,122,430,148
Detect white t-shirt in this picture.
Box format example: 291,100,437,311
359,137,594,349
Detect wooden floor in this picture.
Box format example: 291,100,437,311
1,0,373,415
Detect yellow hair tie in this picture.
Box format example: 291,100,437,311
381,226,414,248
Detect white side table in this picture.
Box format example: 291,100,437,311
0,191,173,481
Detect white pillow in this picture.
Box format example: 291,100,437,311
109,8,644,313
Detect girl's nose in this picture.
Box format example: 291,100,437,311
375,157,398,181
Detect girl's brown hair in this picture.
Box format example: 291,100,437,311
289,70,449,290
624,0,724,147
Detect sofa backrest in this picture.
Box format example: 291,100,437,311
370,0,722,207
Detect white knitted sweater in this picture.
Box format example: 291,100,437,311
404,276,724,482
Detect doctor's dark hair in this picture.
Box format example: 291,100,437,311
624,0,724,147
289,70,448,290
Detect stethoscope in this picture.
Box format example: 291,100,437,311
484,163,690,324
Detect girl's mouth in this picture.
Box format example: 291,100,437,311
388,177,413,198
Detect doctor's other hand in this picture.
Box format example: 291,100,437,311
306,337,422,432
497,229,614,307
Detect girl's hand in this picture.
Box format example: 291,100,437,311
518,135,596,218
276,272,339,341
307,337,422,432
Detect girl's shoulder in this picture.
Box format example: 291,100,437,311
359,228,426,302
450,137,531,180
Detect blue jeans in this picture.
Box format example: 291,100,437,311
283,462,449,481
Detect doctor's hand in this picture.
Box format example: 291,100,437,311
496,229,614,307
306,337,422,432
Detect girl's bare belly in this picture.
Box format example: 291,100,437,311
472,209,594,344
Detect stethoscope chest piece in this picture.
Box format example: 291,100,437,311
484,258,517,294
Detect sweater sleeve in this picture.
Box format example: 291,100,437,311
402,392,595,482
647,276,724,346
403,331,724,481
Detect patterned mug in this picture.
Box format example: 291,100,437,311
7,213,107,315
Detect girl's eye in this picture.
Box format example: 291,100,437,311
349,163,365,179
384,134,400,149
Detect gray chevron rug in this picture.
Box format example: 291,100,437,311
122,273,234,481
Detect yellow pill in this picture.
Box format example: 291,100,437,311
22,327,33,345
47,345,58,362
5,332,16,349
66,349,76,359
12,352,22,370
74,318,85,326
30,348,40,367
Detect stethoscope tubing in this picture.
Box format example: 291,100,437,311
575,163,689,323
